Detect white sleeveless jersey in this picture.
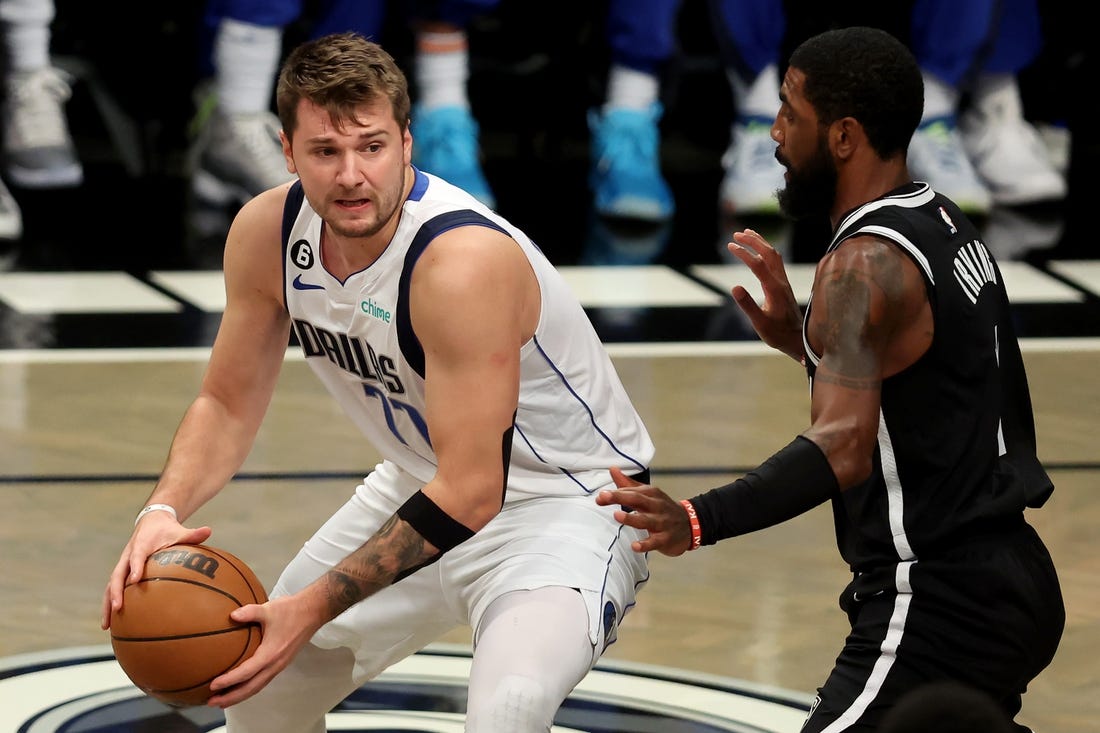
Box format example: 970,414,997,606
281,169,654,503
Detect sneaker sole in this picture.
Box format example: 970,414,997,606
6,164,83,189
0,217,22,240
720,196,781,218
595,195,674,223
988,181,1067,207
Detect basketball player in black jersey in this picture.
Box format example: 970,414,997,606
597,26,1064,733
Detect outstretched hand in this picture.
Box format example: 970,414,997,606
596,468,693,556
727,229,805,362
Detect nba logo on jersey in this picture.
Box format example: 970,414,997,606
938,206,957,235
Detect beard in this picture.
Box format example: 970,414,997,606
777,134,837,221
324,167,406,240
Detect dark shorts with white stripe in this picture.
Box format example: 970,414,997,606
799,519,1064,733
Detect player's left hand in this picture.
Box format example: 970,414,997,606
596,468,694,556
727,229,804,363
207,594,325,708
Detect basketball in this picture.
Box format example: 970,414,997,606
109,543,268,707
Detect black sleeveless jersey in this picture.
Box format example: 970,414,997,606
802,182,1053,573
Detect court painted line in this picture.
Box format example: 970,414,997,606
691,263,818,305
1,262,1090,316
154,267,732,312
996,261,1086,303
1047,260,1100,297
692,261,1086,305
1,337,1100,365
560,265,726,306
0,343,781,364
149,270,230,312
148,266,729,311
0,643,811,733
5,457,1097,486
0,272,182,314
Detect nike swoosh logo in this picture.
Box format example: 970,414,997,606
292,274,324,291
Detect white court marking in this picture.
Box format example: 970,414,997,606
1,337,1100,365
149,271,231,312
1046,260,1100,298
692,261,1085,305
0,262,1090,315
0,272,182,313
0,644,812,733
558,265,726,306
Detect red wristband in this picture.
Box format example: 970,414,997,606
680,499,702,550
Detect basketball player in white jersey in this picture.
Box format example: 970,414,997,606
102,31,654,732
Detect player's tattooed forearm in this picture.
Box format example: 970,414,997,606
322,514,431,616
377,513,432,565
326,571,383,614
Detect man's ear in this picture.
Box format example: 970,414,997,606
829,117,862,162
279,129,296,174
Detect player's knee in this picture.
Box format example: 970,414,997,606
465,673,556,733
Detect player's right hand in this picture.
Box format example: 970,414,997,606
100,512,212,630
596,468,693,556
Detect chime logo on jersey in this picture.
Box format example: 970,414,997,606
0,645,812,732
361,298,392,323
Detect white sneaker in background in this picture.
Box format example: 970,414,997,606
908,116,992,215
981,204,1063,261
718,115,785,216
1035,122,1072,176
2,67,83,189
961,87,1067,206
189,109,296,206
0,176,23,240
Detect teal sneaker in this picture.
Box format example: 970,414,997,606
588,103,674,222
410,105,496,209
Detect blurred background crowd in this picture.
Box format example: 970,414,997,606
0,0,1091,271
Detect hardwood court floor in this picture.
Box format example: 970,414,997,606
2,347,1097,732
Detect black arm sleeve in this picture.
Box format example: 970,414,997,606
689,436,840,545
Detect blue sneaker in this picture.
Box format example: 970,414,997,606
410,105,496,209
588,103,674,222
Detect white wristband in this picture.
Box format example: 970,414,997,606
134,503,178,526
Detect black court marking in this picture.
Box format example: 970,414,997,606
2,459,1099,487
0,644,812,732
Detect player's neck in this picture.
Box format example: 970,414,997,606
320,225,389,280
831,160,910,228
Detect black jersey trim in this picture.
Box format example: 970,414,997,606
830,183,934,250
280,181,307,312
395,210,511,378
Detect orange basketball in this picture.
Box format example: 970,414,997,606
109,543,267,707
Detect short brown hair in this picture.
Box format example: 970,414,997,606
275,31,411,139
